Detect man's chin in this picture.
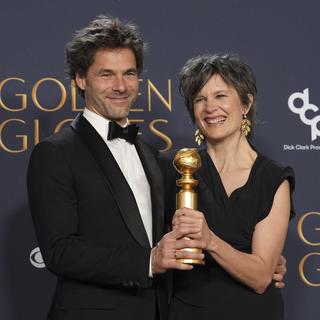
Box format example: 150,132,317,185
109,113,130,125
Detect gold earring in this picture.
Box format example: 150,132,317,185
195,128,205,146
241,114,251,137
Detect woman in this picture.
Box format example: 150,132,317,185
161,53,294,320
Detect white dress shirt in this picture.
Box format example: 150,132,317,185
83,108,153,247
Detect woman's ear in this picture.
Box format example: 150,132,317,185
244,93,254,115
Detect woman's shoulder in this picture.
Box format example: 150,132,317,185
252,152,296,221
256,152,295,193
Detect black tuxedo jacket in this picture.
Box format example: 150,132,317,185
27,114,168,320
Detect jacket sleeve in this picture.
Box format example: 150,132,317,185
27,140,152,289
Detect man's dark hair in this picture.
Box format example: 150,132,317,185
66,15,145,97
179,53,257,133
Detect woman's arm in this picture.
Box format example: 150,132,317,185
173,180,291,294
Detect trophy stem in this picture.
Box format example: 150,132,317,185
176,189,197,211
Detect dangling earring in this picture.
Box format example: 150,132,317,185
241,114,251,137
194,128,205,146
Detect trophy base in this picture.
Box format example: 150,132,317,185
177,258,205,265
176,247,205,265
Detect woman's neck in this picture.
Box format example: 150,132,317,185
206,135,256,173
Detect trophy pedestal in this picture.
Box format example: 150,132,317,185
176,246,205,265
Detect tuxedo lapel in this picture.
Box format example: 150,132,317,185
71,114,150,248
135,139,164,245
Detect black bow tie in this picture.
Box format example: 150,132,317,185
107,122,139,144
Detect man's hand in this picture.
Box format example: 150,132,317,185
273,255,287,288
151,227,204,275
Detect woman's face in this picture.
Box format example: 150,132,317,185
193,73,251,143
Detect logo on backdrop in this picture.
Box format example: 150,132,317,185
0,77,174,153
29,247,46,268
285,88,320,151
297,212,320,287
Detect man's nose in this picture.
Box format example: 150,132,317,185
112,75,126,93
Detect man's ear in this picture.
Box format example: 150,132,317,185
75,73,86,91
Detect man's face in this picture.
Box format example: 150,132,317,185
76,48,139,126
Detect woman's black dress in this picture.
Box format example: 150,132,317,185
160,148,295,320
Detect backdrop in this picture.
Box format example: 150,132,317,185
1,1,319,319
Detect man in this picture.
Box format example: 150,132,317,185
27,16,202,320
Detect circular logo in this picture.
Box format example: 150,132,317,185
29,247,46,268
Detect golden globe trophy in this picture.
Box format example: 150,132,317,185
173,148,205,265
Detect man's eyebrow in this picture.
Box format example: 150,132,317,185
97,68,113,74
97,68,138,74
125,68,138,73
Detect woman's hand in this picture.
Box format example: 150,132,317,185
172,207,215,251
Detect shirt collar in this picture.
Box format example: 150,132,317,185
83,108,129,141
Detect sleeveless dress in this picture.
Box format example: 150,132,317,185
161,148,295,320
